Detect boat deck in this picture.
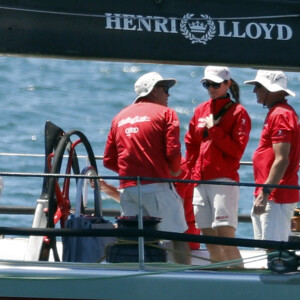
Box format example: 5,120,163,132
0,250,298,300
0,237,267,268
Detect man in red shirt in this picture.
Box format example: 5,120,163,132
103,72,190,264
245,70,300,241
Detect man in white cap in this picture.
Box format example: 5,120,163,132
245,70,300,242
103,72,190,264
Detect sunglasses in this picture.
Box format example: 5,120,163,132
254,83,263,89
157,85,169,94
202,81,222,89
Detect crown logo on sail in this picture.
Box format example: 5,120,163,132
180,14,216,45
189,20,207,33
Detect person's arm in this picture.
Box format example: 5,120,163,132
99,180,120,203
253,142,290,215
185,114,201,172
206,109,251,160
103,125,119,173
165,110,182,175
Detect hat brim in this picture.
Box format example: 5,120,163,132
155,79,176,88
134,78,176,103
200,75,224,83
244,79,296,97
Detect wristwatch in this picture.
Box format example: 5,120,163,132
262,187,271,194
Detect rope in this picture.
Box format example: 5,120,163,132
146,241,215,263
112,238,210,262
99,238,242,267
114,238,162,245
109,238,270,267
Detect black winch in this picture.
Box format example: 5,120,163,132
106,216,167,263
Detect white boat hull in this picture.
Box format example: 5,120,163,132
0,238,299,300
0,259,299,300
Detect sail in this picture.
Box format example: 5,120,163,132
0,0,299,70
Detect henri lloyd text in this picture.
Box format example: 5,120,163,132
105,13,293,45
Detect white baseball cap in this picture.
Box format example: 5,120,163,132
134,72,176,103
200,66,231,83
244,70,295,97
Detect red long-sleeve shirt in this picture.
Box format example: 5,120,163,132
103,101,181,188
185,97,251,182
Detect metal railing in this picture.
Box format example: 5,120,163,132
0,205,252,222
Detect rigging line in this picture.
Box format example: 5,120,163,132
0,5,299,20
0,153,289,167
0,152,103,160
148,241,268,265
1,227,300,250
0,153,44,157
0,171,298,191
242,256,267,266
146,242,215,263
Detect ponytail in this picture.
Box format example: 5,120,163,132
229,78,240,104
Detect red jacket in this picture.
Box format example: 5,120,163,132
173,158,200,250
173,159,196,225
103,101,181,188
185,97,251,181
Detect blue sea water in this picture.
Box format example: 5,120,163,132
0,56,299,239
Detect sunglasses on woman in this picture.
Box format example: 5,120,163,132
202,81,222,89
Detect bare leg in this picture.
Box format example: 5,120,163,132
172,241,191,265
201,228,226,262
215,226,243,267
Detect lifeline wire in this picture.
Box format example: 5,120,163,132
0,171,298,191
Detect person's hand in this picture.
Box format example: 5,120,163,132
253,192,268,215
205,114,221,129
90,179,103,190
99,179,109,191
170,169,182,177
90,179,95,189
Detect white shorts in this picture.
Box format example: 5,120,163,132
193,178,239,230
120,183,188,233
251,200,297,241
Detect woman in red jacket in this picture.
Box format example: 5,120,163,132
185,66,251,265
